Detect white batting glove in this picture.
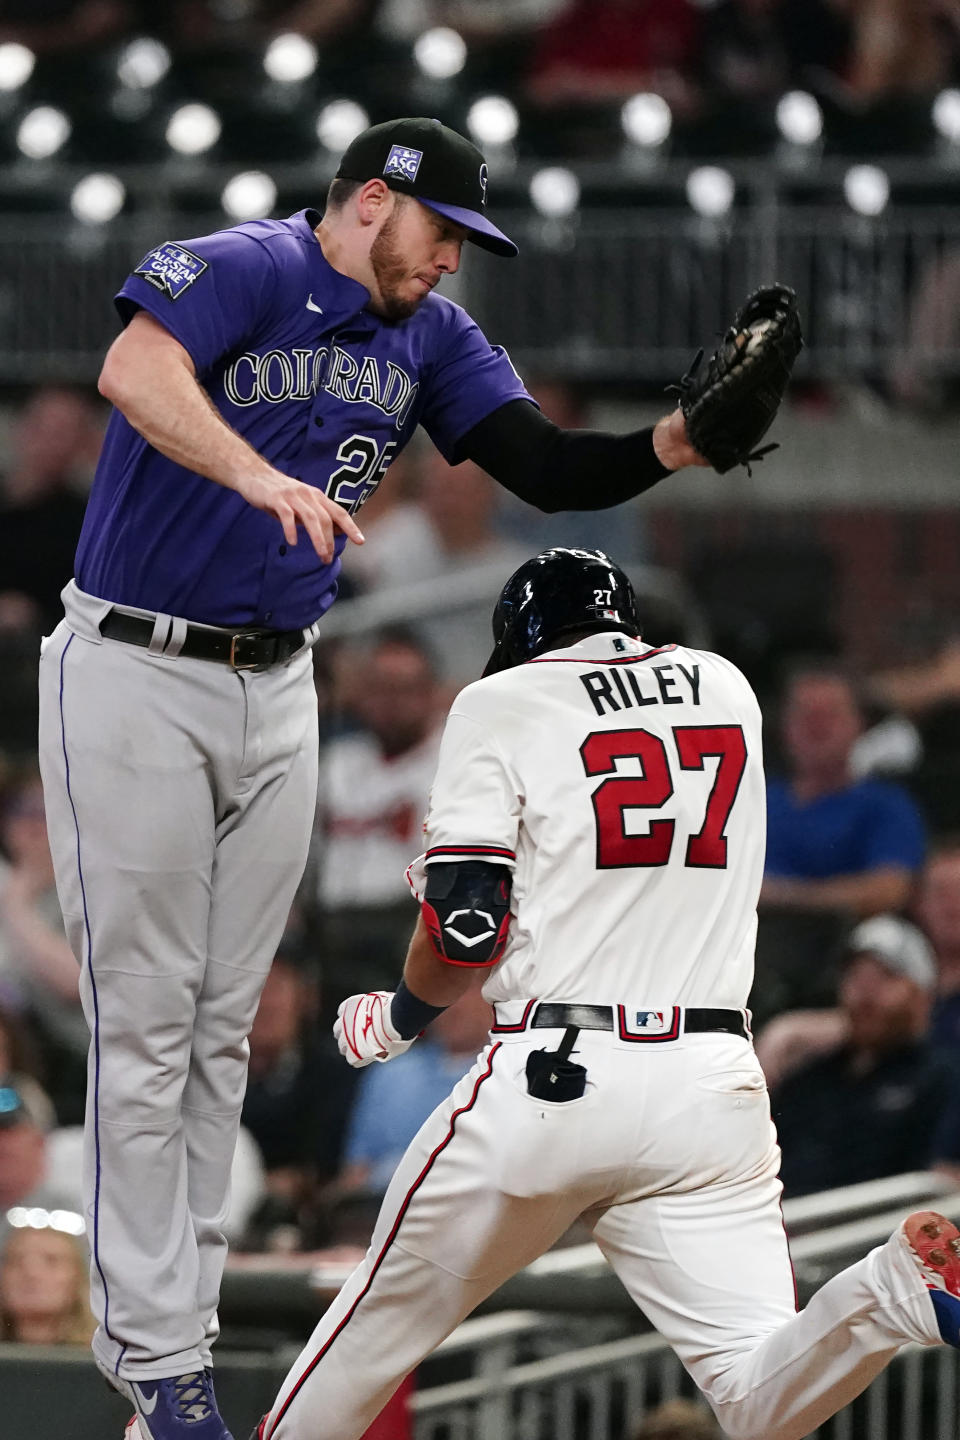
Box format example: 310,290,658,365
335,991,416,1068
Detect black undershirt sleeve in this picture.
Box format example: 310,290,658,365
453,398,674,513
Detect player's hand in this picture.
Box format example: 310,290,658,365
335,992,416,1068
237,469,365,563
652,408,711,471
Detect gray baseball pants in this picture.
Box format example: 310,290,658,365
38,581,319,1380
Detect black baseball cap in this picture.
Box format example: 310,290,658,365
335,117,518,259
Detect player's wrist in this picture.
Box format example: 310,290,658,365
652,411,705,471
234,462,289,499
390,978,449,1040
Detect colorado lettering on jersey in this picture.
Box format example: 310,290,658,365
223,345,419,425
580,662,701,717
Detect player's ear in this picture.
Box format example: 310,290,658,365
356,179,393,226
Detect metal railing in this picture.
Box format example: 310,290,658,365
465,208,960,382
413,1332,958,1440
410,1173,960,1440
2,203,960,383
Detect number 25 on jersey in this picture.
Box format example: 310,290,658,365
581,724,747,870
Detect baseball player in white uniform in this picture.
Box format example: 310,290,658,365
254,548,960,1440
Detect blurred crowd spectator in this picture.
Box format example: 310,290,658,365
310,629,443,1007
890,252,960,415
762,664,926,917
630,1398,722,1440
0,764,86,1124
768,913,960,1198
867,632,960,833
758,841,960,1078
337,986,492,1198
0,1066,265,1250
0,1077,74,1250
343,452,529,684
0,1223,94,1346
0,1,134,55
752,663,926,1025
0,1002,46,1101
924,841,960,1052
0,389,100,758
2,0,959,175
700,0,792,107
526,0,702,115
0,387,98,633
0,0,373,54
239,951,357,1248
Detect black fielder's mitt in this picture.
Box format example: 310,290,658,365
673,284,803,474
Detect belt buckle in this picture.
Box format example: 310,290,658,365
228,632,264,670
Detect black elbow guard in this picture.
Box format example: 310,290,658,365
421,861,513,966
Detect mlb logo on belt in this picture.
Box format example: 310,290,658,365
384,145,424,183
617,1006,682,1042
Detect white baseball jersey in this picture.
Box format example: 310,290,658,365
264,628,947,1440
422,631,766,1010
318,727,441,908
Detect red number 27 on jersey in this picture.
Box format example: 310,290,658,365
579,725,747,870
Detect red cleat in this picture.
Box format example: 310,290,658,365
902,1210,960,1347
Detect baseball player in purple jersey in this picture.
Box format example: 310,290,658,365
36,117,706,1440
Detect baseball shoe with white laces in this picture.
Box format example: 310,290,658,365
104,1369,233,1440
902,1210,960,1347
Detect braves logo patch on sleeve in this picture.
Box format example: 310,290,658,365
383,145,423,183
134,243,209,300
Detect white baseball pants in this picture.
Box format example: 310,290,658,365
38,582,319,1380
262,1021,943,1440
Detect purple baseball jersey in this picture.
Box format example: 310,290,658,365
76,208,532,629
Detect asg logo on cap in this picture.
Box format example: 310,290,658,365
384,145,423,183
479,163,488,205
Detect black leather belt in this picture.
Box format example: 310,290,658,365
531,1002,749,1040
100,610,308,671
